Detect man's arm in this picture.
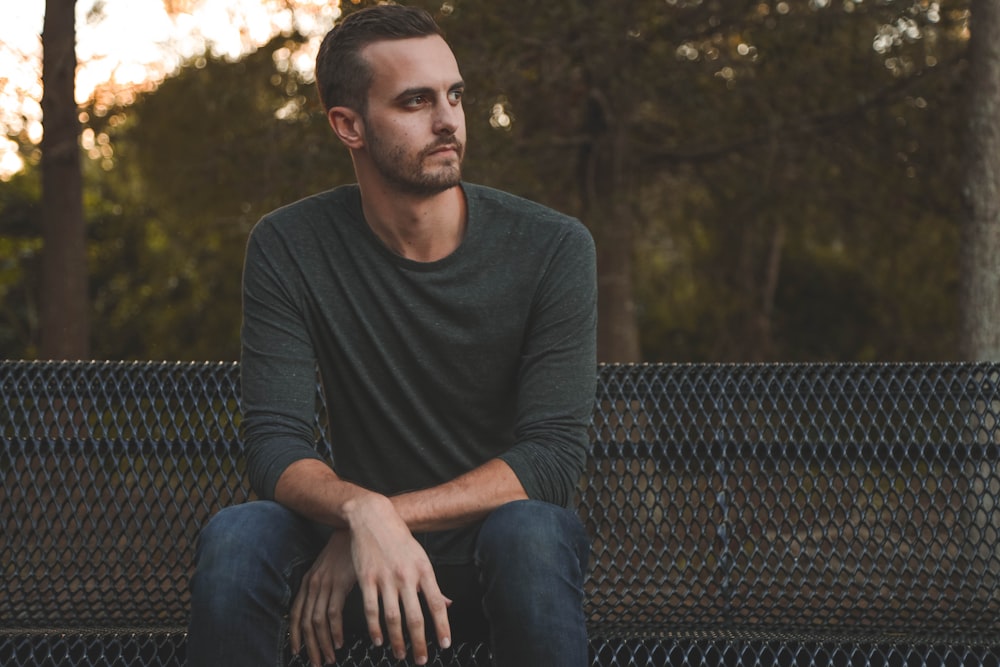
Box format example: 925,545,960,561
243,213,532,666
241,218,451,666
391,457,528,531
274,456,528,533
495,217,598,508
277,456,527,667
277,459,449,667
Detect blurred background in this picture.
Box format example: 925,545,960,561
0,0,985,363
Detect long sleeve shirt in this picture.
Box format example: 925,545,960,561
239,182,597,563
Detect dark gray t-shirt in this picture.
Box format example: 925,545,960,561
239,182,597,563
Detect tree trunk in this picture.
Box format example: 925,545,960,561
40,0,89,360
595,203,640,363
578,89,641,363
961,0,1000,360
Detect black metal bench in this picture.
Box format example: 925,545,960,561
3,360,1000,666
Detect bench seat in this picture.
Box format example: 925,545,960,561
3,361,999,666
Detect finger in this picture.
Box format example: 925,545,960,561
304,578,333,667
290,573,309,656
327,585,349,653
421,575,452,651
361,581,385,648
381,591,407,662
400,588,428,665
312,597,338,666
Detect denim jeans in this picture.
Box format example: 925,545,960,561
187,499,591,667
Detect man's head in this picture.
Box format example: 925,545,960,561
317,5,466,197
315,4,445,117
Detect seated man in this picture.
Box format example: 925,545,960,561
187,5,597,667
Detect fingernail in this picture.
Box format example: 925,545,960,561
441,637,451,649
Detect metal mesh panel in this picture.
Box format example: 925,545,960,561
2,361,247,630
3,361,1000,667
582,364,1000,646
2,634,994,667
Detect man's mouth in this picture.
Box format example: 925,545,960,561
427,143,461,157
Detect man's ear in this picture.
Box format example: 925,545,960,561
328,107,365,149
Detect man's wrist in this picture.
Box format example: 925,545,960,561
341,490,395,529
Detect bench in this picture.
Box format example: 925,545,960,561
2,360,999,666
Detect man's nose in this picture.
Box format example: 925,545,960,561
434,101,462,135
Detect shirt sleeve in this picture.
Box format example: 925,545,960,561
497,220,598,508
239,220,326,500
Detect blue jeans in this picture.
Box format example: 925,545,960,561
187,499,591,667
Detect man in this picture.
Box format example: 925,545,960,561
187,5,597,667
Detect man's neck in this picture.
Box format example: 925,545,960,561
360,184,467,263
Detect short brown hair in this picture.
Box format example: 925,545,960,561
315,4,444,114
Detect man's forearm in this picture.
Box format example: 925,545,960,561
273,458,381,529
391,458,528,533
273,457,527,533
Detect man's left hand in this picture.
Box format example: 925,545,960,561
290,529,357,667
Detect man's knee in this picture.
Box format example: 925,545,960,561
476,500,590,576
188,502,321,665
197,502,292,562
192,501,316,604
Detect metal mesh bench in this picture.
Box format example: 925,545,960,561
3,360,1000,666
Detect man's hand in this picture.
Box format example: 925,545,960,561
291,530,357,667
345,494,452,665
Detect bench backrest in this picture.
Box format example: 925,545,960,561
3,361,1000,643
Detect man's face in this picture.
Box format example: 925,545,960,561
359,36,466,196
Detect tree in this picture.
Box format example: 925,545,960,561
40,0,89,358
961,0,1000,360
84,34,354,360
0,168,42,357
446,0,967,362
0,0,974,363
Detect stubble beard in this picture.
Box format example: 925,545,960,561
368,131,465,197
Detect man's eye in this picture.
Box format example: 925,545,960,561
449,90,463,103
404,96,427,107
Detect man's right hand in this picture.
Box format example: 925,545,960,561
345,493,452,665
291,493,452,667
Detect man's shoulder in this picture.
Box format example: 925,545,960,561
464,183,570,221
253,184,360,236
463,183,593,248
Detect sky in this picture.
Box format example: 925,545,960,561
0,0,339,178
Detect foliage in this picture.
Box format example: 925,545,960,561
0,168,42,357
0,0,974,362
87,34,353,360
443,0,969,361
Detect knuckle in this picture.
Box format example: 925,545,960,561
426,596,447,612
